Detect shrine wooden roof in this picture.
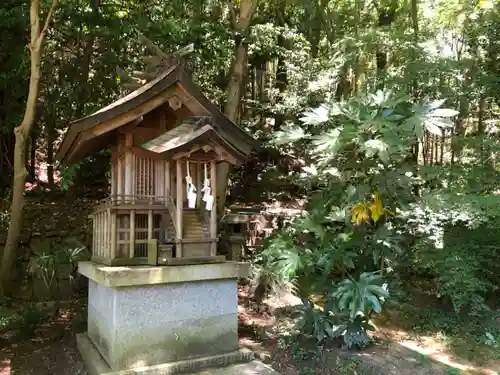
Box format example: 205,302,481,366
140,117,247,165
55,65,258,165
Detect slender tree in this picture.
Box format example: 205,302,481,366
217,0,260,215
1,0,59,295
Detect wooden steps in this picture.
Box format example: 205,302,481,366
182,209,209,240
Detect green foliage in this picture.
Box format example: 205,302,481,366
291,273,388,349
406,195,500,314
19,307,44,337
0,0,499,368
28,246,86,291
332,272,389,320
58,164,81,192
0,305,18,331
343,315,375,350
260,90,459,347
293,300,344,343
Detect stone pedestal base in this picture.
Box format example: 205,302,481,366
77,333,276,375
78,261,262,374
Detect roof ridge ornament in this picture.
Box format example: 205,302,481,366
117,34,195,92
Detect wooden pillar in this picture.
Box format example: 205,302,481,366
196,162,202,208
110,210,116,260
176,160,183,257
210,160,217,256
129,210,135,258
124,134,134,202
117,156,123,202
92,214,99,256
156,160,163,201
164,161,170,241
110,155,117,197
104,210,109,258
165,161,170,200
148,209,153,240
98,213,102,257
92,214,96,257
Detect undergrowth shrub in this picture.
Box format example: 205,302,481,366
255,90,459,349
407,195,500,314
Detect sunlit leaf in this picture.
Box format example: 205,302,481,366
430,108,459,117
300,105,330,125
363,139,389,163
346,185,356,199
425,121,442,136
428,99,446,110
370,193,385,223
366,285,390,299
366,294,382,313
351,203,371,224
312,129,341,154
272,126,306,145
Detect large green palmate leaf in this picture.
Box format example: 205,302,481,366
332,272,389,319
363,139,390,164
272,126,307,145
300,105,330,125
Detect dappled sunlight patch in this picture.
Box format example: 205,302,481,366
399,340,469,369
0,358,12,375
377,327,499,374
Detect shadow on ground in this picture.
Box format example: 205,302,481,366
0,301,87,375
1,289,498,375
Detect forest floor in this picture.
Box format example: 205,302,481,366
1,286,499,375
237,285,500,375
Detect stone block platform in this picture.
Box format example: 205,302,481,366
187,362,277,375
77,333,277,375
77,261,279,375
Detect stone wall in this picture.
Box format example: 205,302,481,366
0,195,96,301
0,227,93,301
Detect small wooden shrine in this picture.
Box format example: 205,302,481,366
56,55,256,267
61,43,276,375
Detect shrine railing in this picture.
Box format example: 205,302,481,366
93,194,169,210
89,194,217,266
165,196,178,234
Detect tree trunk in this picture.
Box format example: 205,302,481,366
376,0,398,90
216,0,259,216
410,0,420,195
1,0,58,295
29,134,36,180
352,0,361,94
274,1,288,130
75,0,100,118
477,94,487,163
46,116,55,187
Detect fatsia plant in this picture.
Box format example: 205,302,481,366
332,272,389,320
293,299,345,343
268,89,458,278
329,272,388,349
261,89,458,348
293,272,388,349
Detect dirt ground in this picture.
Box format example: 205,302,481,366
0,301,87,375
0,290,498,375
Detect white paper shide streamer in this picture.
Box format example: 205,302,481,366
185,161,197,208
200,162,214,211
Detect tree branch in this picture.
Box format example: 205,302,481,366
30,0,41,46
37,0,59,47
